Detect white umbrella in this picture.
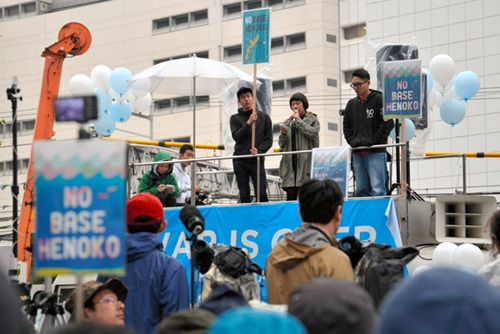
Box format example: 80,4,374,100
129,55,257,205
129,54,256,148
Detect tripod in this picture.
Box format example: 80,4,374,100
35,293,67,333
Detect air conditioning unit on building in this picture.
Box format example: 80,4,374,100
39,0,52,13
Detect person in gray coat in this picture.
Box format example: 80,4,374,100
279,93,320,200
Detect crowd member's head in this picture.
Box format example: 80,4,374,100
289,92,309,111
179,144,195,166
237,87,253,111
288,277,377,334
351,68,371,97
298,178,344,225
126,192,166,234
377,267,500,334
153,151,174,176
486,209,500,255
157,308,217,334
65,279,128,327
207,307,307,334
199,285,249,316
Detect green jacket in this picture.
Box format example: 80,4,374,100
138,151,180,198
278,112,320,188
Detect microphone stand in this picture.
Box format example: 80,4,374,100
185,232,198,308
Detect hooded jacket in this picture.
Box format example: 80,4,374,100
172,161,191,204
230,108,273,156
343,90,394,153
265,223,354,305
118,232,189,334
138,151,180,198
278,112,320,188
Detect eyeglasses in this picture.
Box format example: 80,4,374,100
96,297,125,306
350,81,367,89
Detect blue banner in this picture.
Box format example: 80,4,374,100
383,59,422,119
242,8,271,64
160,197,401,273
34,140,127,276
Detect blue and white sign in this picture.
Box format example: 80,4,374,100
160,198,401,274
383,59,422,119
242,8,271,64
311,146,350,198
34,140,127,276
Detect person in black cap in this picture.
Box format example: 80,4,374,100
64,278,128,328
279,92,319,200
230,87,273,203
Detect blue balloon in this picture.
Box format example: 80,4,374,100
109,67,132,95
110,101,132,122
440,98,466,126
94,113,116,136
390,119,416,142
422,68,434,95
95,88,112,116
454,71,480,101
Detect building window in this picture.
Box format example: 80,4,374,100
224,45,242,62
343,23,366,40
154,96,210,114
4,5,20,19
244,0,262,10
191,10,208,27
22,2,37,16
266,0,284,10
0,119,36,137
271,37,284,54
224,3,242,20
326,34,337,43
172,14,189,31
153,18,170,34
153,9,209,34
328,122,338,132
154,99,172,114
286,33,306,51
343,69,363,84
327,78,337,87
286,77,307,95
1,158,29,176
153,51,209,65
272,80,285,97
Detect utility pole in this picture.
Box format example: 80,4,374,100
6,76,21,266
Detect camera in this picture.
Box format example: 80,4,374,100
54,95,98,123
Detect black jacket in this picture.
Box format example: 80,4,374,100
230,108,273,156
343,90,394,153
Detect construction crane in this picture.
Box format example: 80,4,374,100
17,23,92,280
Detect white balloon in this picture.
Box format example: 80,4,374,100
433,242,457,267
130,93,152,112
452,243,484,272
90,65,112,91
429,54,456,87
130,78,151,98
69,74,94,95
428,89,440,107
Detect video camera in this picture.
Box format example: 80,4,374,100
54,95,98,123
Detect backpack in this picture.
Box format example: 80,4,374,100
199,244,262,303
339,236,419,308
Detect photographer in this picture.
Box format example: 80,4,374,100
138,151,180,207
172,144,206,205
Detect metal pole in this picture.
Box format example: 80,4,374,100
6,77,21,258
191,75,197,206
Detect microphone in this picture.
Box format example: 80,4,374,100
180,205,204,235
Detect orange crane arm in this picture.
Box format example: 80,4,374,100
17,23,91,280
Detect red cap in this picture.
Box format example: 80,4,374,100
127,193,164,225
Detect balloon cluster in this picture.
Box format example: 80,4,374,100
68,65,152,136
427,54,480,127
413,242,485,276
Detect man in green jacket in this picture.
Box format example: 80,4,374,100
138,151,180,207
279,93,320,200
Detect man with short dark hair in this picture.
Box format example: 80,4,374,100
64,278,128,327
265,178,354,304
343,69,394,197
230,87,273,203
99,193,189,334
173,144,203,205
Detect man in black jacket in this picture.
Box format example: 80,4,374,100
343,69,394,197
230,87,273,203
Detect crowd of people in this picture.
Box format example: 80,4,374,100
5,79,500,334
